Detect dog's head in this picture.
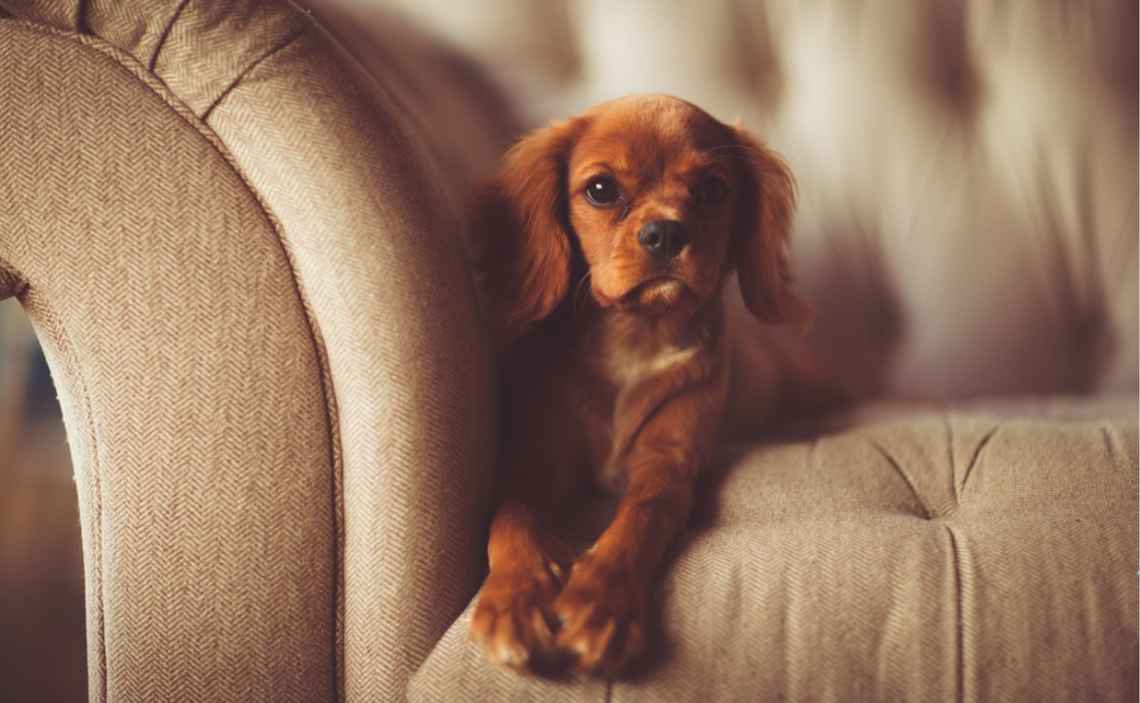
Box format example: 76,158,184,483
472,94,810,344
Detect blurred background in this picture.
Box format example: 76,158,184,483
1,300,87,701
2,0,1135,700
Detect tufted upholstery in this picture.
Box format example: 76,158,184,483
354,1,1139,701
374,0,1139,401
1,0,1136,701
411,397,1137,701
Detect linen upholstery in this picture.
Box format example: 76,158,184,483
1,1,1136,702
0,20,335,701
1,0,499,700
357,0,1139,700
410,397,1138,701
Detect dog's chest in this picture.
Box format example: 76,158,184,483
579,331,699,492
603,341,698,389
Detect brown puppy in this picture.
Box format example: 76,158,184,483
468,95,826,676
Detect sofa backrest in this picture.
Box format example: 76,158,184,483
374,0,1139,400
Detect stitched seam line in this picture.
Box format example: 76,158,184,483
195,32,347,700
868,438,935,519
944,525,966,703
75,0,89,34
148,0,191,71
960,424,999,497
201,28,305,120
8,19,345,700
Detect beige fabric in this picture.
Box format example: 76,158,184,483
0,20,335,702
373,3,1139,698
411,396,1138,702
11,0,308,117
374,0,1139,400
303,1,522,207
1,0,500,700
3,1,1136,702
202,26,498,703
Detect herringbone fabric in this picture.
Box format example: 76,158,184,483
0,1,499,701
411,397,1139,702
4,1,1137,702
6,0,307,118
0,20,336,702
201,23,498,703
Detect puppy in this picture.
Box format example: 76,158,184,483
467,95,830,676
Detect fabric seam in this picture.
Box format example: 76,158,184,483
75,0,89,34
944,525,966,703
959,424,999,497
147,0,191,71
867,438,937,519
5,19,346,701
201,28,305,121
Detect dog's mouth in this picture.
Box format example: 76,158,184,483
617,276,693,311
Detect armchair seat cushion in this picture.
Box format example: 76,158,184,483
410,395,1138,703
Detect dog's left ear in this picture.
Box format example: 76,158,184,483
732,128,813,333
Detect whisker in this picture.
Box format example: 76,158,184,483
707,144,767,157
572,271,593,312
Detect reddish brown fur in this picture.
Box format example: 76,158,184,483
467,95,826,676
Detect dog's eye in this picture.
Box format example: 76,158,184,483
584,175,621,207
696,175,727,206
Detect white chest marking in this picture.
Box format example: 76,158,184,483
607,344,698,388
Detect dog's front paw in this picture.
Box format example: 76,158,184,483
470,563,562,672
553,556,646,676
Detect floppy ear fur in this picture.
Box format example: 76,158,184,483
469,118,586,346
732,128,812,332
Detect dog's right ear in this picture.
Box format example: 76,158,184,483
730,127,812,333
469,118,586,347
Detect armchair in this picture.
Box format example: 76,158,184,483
1,1,1135,701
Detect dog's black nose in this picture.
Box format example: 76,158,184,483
637,220,687,259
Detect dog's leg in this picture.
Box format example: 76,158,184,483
470,497,561,671
553,381,723,676
470,420,580,672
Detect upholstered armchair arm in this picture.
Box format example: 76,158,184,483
0,2,496,701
